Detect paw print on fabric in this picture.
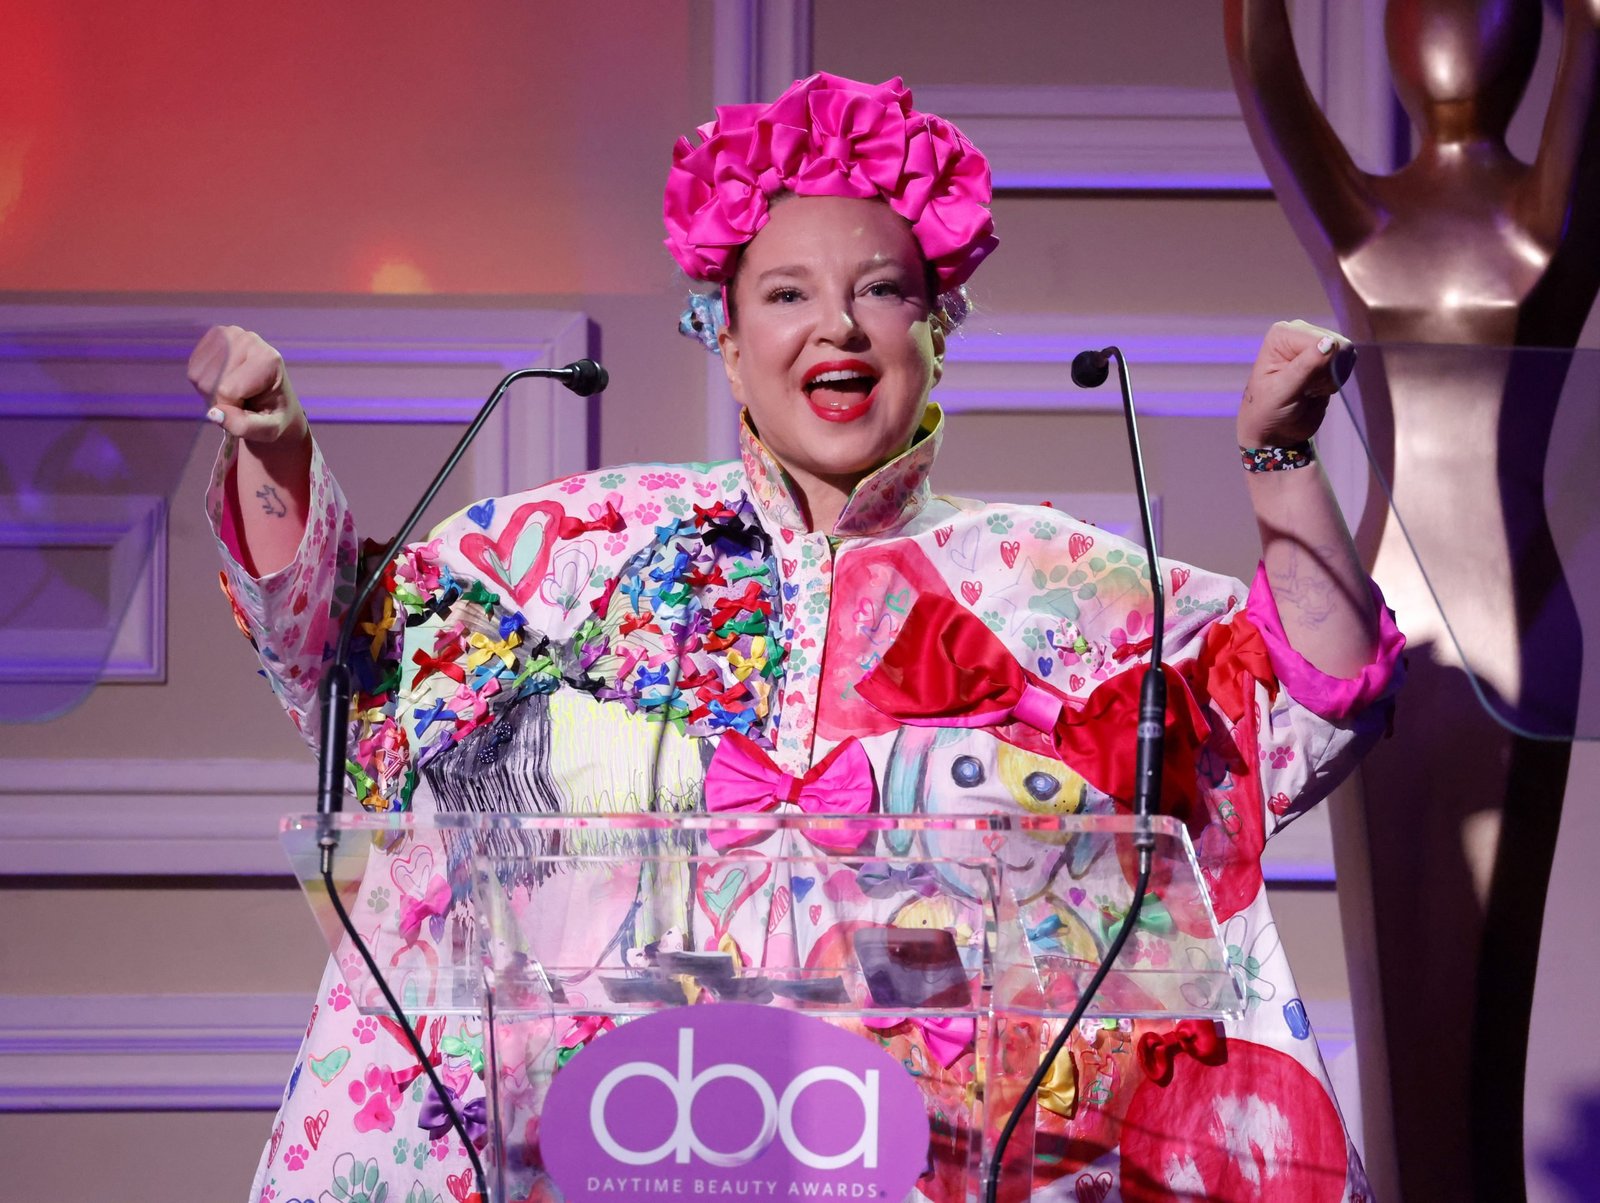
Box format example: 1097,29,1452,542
721,470,743,491
981,610,1005,632
985,513,1014,534
664,494,690,516
366,886,391,913
328,983,352,1012
640,470,686,491
558,476,587,494
1029,519,1057,540
694,480,718,497
430,1138,450,1162
412,1140,430,1171
353,1016,379,1044
349,1065,402,1134
325,1153,389,1203
392,1138,410,1165
599,472,626,489
283,1144,309,1171
1267,746,1296,769
604,533,628,555
632,501,661,524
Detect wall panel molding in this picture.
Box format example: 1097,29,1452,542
917,1,1400,191
1,757,315,876
0,992,308,1111
0,299,596,500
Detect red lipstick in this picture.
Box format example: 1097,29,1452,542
803,359,879,423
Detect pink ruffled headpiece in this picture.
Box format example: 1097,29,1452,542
663,73,998,292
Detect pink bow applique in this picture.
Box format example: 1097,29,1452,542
400,874,452,941
861,1013,976,1069
704,733,875,853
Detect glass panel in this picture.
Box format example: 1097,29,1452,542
284,807,1244,1202
281,809,1243,1024
1337,343,1600,740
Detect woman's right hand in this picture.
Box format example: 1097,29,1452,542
191,325,315,577
188,324,310,447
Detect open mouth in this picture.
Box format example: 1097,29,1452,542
803,361,879,421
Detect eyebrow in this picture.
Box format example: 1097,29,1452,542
752,259,917,287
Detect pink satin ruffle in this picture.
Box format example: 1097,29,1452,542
1245,562,1406,721
662,73,998,291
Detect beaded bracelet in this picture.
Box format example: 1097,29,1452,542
1239,441,1316,472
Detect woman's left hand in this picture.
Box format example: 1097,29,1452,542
1236,319,1353,447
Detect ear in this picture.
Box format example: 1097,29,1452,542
930,314,947,389
717,326,747,403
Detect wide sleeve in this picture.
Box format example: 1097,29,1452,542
206,434,360,746
1241,560,1405,832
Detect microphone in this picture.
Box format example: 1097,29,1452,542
984,343,1165,1203
1076,345,1165,842
315,358,606,834
306,359,600,1203
1070,348,1110,389
553,358,609,396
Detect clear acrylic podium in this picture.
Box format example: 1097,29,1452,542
284,808,1244,1203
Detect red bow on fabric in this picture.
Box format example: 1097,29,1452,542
704,733,876,853
861,1014,976,1068
1136,1019,1227,1085
559,501,626,540
412,646,467,687
855,593,1212,810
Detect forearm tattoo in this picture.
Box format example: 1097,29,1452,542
256,485,288,518
1268,544,1336,627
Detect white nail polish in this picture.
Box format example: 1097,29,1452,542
206,407,225,424
1317,336,1335,354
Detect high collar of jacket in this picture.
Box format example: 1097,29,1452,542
737,404,944,539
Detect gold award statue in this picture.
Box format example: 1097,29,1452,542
1225,1,1600,1199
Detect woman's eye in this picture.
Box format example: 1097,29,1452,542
766,287,802,304
865,281,903,298
951,755,986,788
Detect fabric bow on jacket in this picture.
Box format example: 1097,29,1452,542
703,733,876,852
855,593,1212,812
1136,1019,1227,1086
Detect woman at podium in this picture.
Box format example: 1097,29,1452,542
197,73,1403,1203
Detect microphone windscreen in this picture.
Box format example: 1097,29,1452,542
563,359,609,396
1071,349,1110,389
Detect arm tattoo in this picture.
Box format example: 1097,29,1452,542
256,485,288,518
1268,544,1336,627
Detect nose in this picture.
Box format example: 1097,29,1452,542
816,297,866,348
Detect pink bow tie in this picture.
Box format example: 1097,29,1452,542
704,733,876,853
861,1013,976,1069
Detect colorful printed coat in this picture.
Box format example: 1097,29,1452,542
213,405,1403,1203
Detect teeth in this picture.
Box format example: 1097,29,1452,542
808,370,874,386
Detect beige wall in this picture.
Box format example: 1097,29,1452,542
2,2,1595,1200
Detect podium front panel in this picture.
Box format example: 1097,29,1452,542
284,810,1242,1202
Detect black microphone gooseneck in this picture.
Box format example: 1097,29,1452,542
983,346,1165,1203
310,357,605,1203
316,358,608,839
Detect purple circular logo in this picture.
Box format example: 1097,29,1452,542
541,1003,931,1201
